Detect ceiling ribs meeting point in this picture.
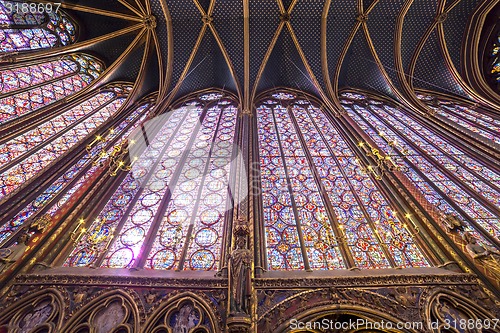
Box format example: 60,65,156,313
329,0,375,103
156,0,173,101
118,0,146,17
161,0,242,108
393,0,436,116
251,0,337,112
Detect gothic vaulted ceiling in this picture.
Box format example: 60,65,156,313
56,0,488,110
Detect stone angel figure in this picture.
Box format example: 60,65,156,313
463,232,500,280
442,213,465,232
0,233,29,274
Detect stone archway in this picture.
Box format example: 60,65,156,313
274,308,416,333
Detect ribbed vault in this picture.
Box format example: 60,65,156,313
27,0,497,113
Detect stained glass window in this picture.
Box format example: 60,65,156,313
0,0,76,53
341,91,500,249
0,54,103,124
416,93,500,145
490,32,500,87
256,92,429,270
0,84,130,201
65,92,240,271
0,100,152,245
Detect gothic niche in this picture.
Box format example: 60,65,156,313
0,291,63,333
427,292,497,333
61,291,138,333
143,295,216,333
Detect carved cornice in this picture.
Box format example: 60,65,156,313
254,273,477,289
14,274,228,289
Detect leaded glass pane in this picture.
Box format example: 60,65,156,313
0,1,76,53
65,93,239,271
0,54,103,124
0,102,150,245
0,87,128,200
257,93,429,270
342,92,499,249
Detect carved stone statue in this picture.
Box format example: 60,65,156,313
463,232,500,258
229,235,252,314
172,303,198,333
29,214,51,234
442,213,464,232
227,219,253,333
0,233,29,274
463,232,500,280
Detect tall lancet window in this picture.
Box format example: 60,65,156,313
490,31,500,88
255,91,429,271
65,92,240,271
0,96,152,245
416,93,500,145
0,84,131,200
341,91,500,250
0,0,76,53
0,54,103,124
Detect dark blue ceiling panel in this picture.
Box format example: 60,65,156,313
366,0,405,92
173,30,238,101
164,0,204,93
212,0,245,91
401,0,438,71
292,0,327,92
414,31,468,97
443,0,481,71
341,29,395,100
256,28,320,97
249,0,281,92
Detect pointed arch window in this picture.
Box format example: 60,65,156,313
65,92,240,271
0,96,153,245
255,91,429,271
0,54,104,124
416,93,500,145
341,91,500,251
489,32,500,88
0,84,131,200
0,0,76,53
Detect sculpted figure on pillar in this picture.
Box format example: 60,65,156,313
441,213,465,232
229,218,252,315
0,232,29,273
463,232,500,280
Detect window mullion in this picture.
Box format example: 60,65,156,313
0,95,119,176
302,105,398,268
381,104,500,195
364,103,500,217
133,105,212,269
285,104,355,269
0,104,148,246
0,71,78,99
92,109,192,268
351,103,500,249
269,104,311,271
176,104,228,270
